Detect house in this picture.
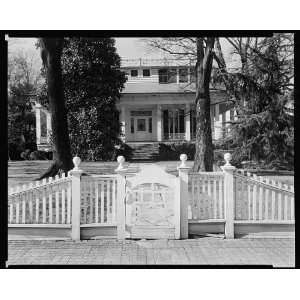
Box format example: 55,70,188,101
34,58,234,157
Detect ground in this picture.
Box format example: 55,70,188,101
7,237,295,267
8,160,294,189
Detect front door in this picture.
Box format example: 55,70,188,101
130,111,153,142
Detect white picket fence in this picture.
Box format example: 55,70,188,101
189,172,224,220
234,170,294,222
8,154,295,240
8,174,72,225
80,175,117,225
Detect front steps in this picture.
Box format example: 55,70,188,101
127,142,159,160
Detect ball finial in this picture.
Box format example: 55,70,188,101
72,156,81,170
116,155,125,171
179,153,188,167
224,153,232,166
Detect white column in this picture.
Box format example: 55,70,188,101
214,103,222,140
120,106,126,143
221,153,236,239
46,112,51,143
177,154,190,239
225,109,231,135
185,103,191,141
70,156,83,241
211,107,215,140
176,68,179,84
115,156,127,240
157,104,162,142
35,103,42,145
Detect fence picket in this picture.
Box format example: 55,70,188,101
219,178,223,219
95,181,99,223
291,190,294,220
107,179,111,222
112,179,116,223
258,178,263,220
101,181,104,223
278,182,283,220
67,182,71,224
9,198,14,223
284,184,288,220
22,185,26,224
62,188,65,224
56,188,59,223
271,181,276,220
42,185,46,223
253,181,257,220
265,181,269,220
247,180,251,220
213,179,217,219
90,181,94,223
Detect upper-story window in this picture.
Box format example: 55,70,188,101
143,69,150,77
179,68,188,83
131,69,138,77
158,68,177,84
190,68,196,83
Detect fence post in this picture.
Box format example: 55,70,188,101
69,156,83,241
221,153,236,239
177,154,190,239
115,156,127,240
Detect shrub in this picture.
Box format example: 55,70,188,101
29,150,50,160
158,142,195,161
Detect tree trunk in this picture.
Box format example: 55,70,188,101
36,38,73,180
192,38,215,172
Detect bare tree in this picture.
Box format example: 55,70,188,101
144,37,215,171
37,38,73,179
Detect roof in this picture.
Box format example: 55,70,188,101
122,82,197,93
121,58,196,68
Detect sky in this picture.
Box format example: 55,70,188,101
8,37,239,70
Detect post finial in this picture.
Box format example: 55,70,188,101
72,156,81,171
224,153,232,166
116,155,125,171
179,153,188,168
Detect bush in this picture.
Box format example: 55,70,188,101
29,150,50,160
158,142,195,161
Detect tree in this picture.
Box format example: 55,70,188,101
38,38,127,161
145,37,215,171
37,38,73,179
61,38,126,161
8,49,41,160
213,34,294,169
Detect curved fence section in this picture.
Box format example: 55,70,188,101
8,174,72,225
234,170,294,222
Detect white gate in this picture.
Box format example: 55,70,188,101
124,165,180,239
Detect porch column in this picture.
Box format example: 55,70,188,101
214,103,222,140
46,112,52,143
185,104,191,141
35,102,42,145
120,106,126,143
157,104,162,142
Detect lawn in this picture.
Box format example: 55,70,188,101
8,160,294,190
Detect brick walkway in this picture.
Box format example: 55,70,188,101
7,237,295,267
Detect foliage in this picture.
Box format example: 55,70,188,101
216,34,294,170
38,38,127,161
8,83,37,160
158,142,195,160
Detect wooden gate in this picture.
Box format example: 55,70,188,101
124,165,180,239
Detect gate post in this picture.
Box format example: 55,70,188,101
69,156,83,241
221,153,236,239
177,154,190,239
115,156,127,240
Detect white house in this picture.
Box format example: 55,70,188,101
34,58,234,153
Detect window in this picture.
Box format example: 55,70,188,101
131,118,134,133
137,119,146,131
190,68,196,83
158,68,177,84
131,69,138,77
179,68,188,83
143,69,150,77
148,118,152,133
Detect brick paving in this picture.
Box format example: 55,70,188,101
7,237,295,267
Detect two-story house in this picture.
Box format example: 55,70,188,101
34,58,234,157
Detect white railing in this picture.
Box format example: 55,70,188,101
80,175,117,225
8,173,72,225
189,172,224,220
234,170,294,222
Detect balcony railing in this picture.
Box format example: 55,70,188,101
163,133,186,141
